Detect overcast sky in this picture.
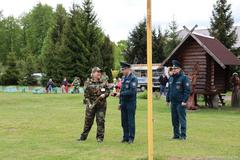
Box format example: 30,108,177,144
1,0,240,42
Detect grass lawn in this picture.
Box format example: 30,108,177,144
0,92,240,160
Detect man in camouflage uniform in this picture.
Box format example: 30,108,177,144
77,67,110,143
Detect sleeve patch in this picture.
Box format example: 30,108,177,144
132,82,137,87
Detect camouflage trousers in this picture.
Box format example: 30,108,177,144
81,104,106,140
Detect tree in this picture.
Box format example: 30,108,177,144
41,4,69,84
0,52,19,85
0,11,2,19
18,53,37,85
59,1,107,82
81,0,104,69
0,16,23,63
153,28,166,62
113,40,126,69
125,19,165,64
163,19,181,57
209,0,237,49
58,4,89,82
125,19,146,64
22,3,53,56
101,36,114,81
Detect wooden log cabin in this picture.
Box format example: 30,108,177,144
162,32,240,107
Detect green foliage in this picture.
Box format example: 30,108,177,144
41,4,68,85
209,0,237,49
0,52,19,85
0,62,5,75
0,16,23,63
125,19,147,64
0,1,115,85
101,36,114,82
58,3,90,82
80,0,105,69
153,28,165,62
137,90,148,99
21,3,53,56
117,40,127,51
55,0,113,83
231,47,240,57
163,19,181,57
18,54,37,85
125,19,168,64
138,91,162,100
113,40,126,69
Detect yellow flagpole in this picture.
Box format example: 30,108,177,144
147,0,153,160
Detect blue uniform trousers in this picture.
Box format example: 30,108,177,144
121,102,136,141
171,102,187,138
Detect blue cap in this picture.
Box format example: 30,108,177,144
172,60,181,68
120,62,131,69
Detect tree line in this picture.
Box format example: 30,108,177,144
0,0,238,86
0,0,115,86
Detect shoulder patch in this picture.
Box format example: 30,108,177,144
132,82,137,87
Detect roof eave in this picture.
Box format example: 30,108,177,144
191,34,227,69
162,33,191,66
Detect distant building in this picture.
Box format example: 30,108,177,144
178,26,240,48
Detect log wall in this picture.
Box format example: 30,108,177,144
169,37,227,94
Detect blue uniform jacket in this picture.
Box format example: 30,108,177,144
166,71,191,103
120,73,138,105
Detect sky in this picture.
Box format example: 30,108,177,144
1,0,240,42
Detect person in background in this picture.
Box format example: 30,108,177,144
159,73,168,96
231,73,240,107
116,78,122,92
165,67,173,94
61,77,69,93
46,79,54,93
113,78,117,86
72,77,80,94
111,78,122,97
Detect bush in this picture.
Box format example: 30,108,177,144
137,90,148,99
0,52,19,85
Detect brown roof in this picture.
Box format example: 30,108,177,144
162,32,240,68
194,34,240,66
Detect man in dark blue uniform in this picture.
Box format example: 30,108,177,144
117,62,138,144
167,60,191,140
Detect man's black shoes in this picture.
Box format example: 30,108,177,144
180,137,186,141
171,136,180,140
77,137,86,142
121,139,134,144
121,139,128,143
128,139,134,144
171,136,186,140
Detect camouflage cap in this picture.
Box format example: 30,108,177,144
92,67,102,73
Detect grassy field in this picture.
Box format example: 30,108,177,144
0,93,240,160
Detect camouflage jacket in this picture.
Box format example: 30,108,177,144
84,78,110,106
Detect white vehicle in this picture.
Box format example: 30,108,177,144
131,64,165,92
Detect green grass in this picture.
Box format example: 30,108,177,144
0,93,240,160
